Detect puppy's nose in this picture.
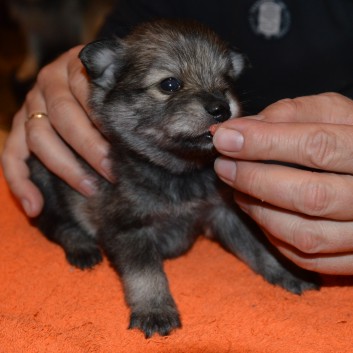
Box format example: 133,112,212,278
206,101,231,122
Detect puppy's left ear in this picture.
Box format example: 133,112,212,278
229,50,248,79
79,38,125,89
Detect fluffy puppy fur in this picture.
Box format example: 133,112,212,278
28,20,319,338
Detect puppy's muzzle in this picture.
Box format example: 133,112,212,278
205,100,231,122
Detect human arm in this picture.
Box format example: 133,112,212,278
213,93,353,274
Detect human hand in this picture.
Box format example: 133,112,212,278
213,93,353,274
1,46,113,217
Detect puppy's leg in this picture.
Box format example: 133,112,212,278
209,206,320,294
36,207,103,270
102,226,181,338
29,157,102,269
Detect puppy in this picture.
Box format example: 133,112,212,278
28,20,319,338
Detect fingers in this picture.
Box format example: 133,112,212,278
24,79,98,195
1,107,44,217
26,114,98,198
213,94,353,173
35,47,113,181
26,46,114,187
274,241,353,275
212,93,353,274
214,159,353,220
270,236,353,275
213,119,353,174
234,193,353,275
67,46,90,108
258,93,353,124
235,193,353,254
2,46,114,217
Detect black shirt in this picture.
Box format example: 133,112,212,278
100,0,353,114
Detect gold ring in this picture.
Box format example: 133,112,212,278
27,112,48,122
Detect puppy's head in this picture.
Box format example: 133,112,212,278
80,20,244,172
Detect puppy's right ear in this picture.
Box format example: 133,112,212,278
79,38,124,89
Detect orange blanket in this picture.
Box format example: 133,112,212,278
1,167,352,353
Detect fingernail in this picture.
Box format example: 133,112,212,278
79,178,97,197
101,158,115,182
213,128,244,152
214,158,237,182
21,198,32,216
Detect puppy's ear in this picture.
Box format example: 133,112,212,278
229,50,248,79
79,38,124,89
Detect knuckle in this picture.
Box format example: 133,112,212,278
69,74,88,104
304,129,337,169
264,98,298,119
36,64,53,86
290,222,321,254
49,95,71,118
320,92,353,117
24,88,38,107
70,67,83,85
318,92,342,102
297,179,331,216
67,45,82,58
276,98,298,115
72,135,99,162
82,136,101,155
58,164,77,181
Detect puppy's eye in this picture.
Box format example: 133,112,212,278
160,77,182,93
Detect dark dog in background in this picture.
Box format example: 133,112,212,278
28,20,319,338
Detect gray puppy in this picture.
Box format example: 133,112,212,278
28,20,319,338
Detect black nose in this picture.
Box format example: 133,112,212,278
205,100,231,122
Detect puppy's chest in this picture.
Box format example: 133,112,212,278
114,168,221,217
76,168,227,238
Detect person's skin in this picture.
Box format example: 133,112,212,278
2,46,353,275
1,45,114,217
213,93,353,275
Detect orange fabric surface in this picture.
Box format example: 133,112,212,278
1,167,353,353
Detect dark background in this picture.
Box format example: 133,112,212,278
0,1,26,134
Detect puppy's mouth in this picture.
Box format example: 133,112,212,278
193,131,213,143
190,124,220,143
180,130,214,146
160,128,218,163
205,130,214,140
199,122,222,141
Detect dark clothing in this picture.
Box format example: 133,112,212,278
100,0,353,114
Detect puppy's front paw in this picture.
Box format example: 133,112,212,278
266,269,321,295
129,307,181,338
66,245,103,270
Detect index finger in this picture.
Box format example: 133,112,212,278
213,119,353,174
